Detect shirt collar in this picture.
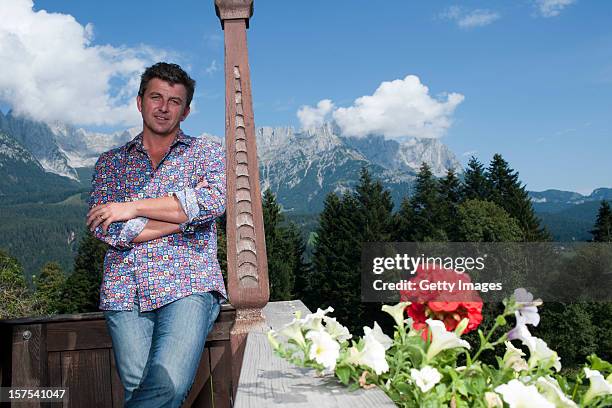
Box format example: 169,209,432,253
126,129,192,152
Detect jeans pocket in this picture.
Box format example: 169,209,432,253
194,291,221,305
197,293,220,336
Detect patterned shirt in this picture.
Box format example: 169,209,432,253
89,130,227,311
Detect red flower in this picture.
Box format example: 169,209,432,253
400,266,483,336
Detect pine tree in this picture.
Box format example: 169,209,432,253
323,193,363,331
285,222,311,304
462,156,490,201
590,200,612,242
487,154,519,208
393,196,415,241
310,168,395,333
310,192,364,331
486,154,549,241
308,193,344,311
60,231,107,313
0,249,41,318
33,262,66,315
354,168,394,242
438,168,463,241
263,189,295,301
511,190,550,241
408,163,446,241
354,168,395,331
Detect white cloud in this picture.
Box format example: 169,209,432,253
462,150,478,157
297,99,334,130
441,6,500,29
535,0,576,17
0,0,169,127
197,132,224,145
205,59,219,75
325,75,463,139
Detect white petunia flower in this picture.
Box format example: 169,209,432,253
359,334,389,375
345,345,362,365
305,329,340,372
300,306,334,331
410,366,441,392
345,325,390,375
484,391,503,408
508,315,561,372
323,315,352,342
363,322,393,350
527,337,561,372
507,311,532,343
583,368,612,404
267,329,281,350
503,341,528,372
495,379,555,408
280,319,307,348
536,376,578,408
382,301,410,328
425,319,471,361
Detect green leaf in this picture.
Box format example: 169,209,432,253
456,380,469,397
588,354,612,372
394,382,412,395
336,365,351,385
478,329,487,346
348,382,360,392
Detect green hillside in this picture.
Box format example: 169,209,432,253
536,200,611,241
0,192,89,283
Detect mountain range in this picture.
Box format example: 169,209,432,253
0,111,463,212
0,109,609,222
529,188,612,212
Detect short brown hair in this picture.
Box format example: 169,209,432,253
138,62,196,107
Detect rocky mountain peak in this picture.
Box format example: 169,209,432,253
0,111,78,180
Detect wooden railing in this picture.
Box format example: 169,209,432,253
0,305,235,408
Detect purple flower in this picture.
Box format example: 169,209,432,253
513,288,542,327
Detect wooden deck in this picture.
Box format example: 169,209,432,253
234,301,396,408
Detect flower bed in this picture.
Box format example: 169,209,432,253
268,288,612,407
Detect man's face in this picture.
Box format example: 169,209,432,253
137,77,191,138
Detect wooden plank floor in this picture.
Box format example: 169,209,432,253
234,301,397,407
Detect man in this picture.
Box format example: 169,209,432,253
86,62,227,407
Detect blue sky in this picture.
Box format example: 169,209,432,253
1,0,610,194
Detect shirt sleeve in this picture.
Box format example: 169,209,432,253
173,142,226,234
89,152,148,250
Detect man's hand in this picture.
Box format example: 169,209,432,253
87,202,138,233
88,180,208,234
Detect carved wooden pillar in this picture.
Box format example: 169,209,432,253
214,0,269,399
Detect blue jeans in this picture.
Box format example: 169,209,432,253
104,292,221,407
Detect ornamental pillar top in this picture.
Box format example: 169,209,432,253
214,0,254,28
